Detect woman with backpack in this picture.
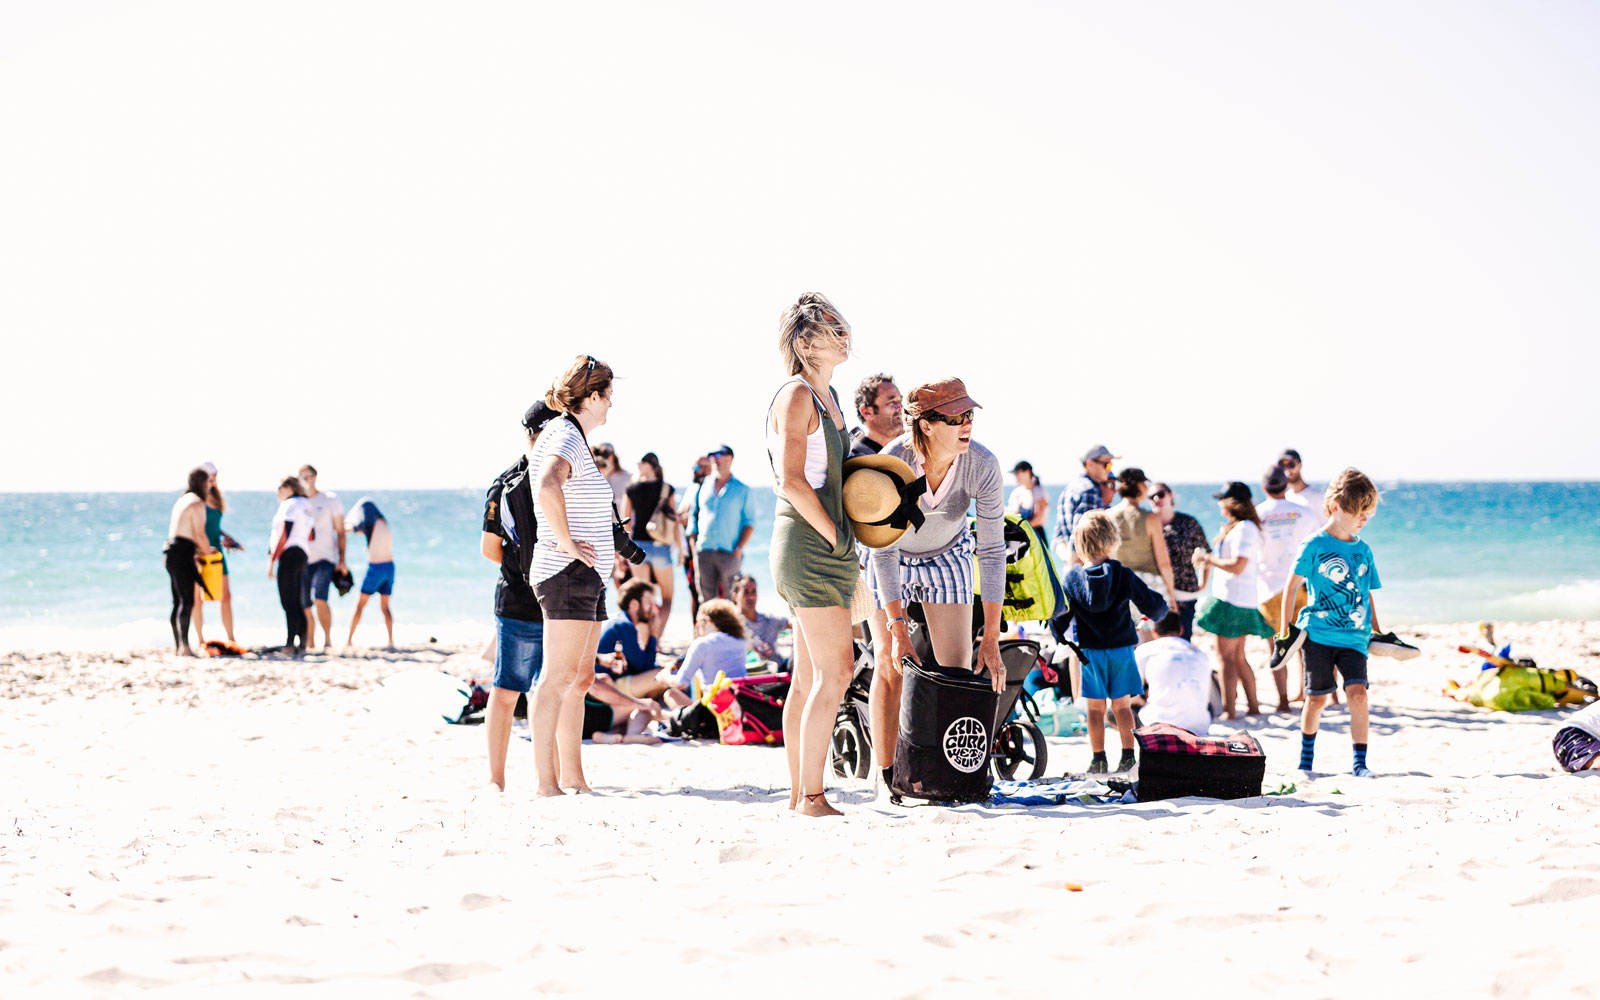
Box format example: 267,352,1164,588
1193,482,1274,719
620,452,679,636
857,377,1008,792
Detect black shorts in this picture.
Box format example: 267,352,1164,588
1304,639,1368,696
532,560,608,622
582,694,615,739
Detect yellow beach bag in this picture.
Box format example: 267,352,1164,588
199,552,224,602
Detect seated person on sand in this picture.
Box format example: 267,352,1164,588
661,599,748,709
1553,700,1600,773
581,675,664,745
595,579,666,698
343,497,396,649
1134,610,1219,734
731,573,788,668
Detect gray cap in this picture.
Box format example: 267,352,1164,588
1081,444,1120,464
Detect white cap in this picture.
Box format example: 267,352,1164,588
200,462,218,475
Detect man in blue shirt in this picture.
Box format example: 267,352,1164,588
595,578,665,698
688,445,755,604
1053,444,1118,565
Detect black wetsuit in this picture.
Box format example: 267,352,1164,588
163,537,201,650
277,543,309,652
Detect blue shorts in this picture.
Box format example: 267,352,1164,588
305,560,335,605
360,561,395,595
1079,644,1143,701
638,541,672,571
493,615,545,693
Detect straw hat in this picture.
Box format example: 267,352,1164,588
843,454,928,549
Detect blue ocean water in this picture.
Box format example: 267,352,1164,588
1,482,1596,651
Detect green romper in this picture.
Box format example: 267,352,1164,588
767,379,858,609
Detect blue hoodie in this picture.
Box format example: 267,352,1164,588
1061,558,1168,650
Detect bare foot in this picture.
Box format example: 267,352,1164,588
487,777,505,792
177,647,198,658
1222,711,1237,721
592,732,622,745
534,784,567,798
796,793,842,817
562,783,594,795
1276,702,1291,713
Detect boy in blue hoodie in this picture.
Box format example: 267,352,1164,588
1062,509,1169,774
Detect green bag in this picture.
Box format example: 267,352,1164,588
1468,667,1558,712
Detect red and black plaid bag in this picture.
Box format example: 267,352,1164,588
1135,723,1265,801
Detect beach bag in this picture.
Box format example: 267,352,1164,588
1464,666,1589,712
892,658,999,804
667,700,720,739
646,486,676,544
971,513,1067,623
1134,723,1265,801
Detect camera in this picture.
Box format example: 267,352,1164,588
611,504,646,565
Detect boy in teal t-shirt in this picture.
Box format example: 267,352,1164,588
1277,468,1384,777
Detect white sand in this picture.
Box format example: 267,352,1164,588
4,622,1600,997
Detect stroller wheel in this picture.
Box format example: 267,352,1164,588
991,720,1049,781
831,714,872,779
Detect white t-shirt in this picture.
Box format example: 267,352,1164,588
272,497,315,553
1567,701,1600,743
1210,519,1262,607
528,417,615,584
300,490,344,564
1008,484,1046,522
1256,496,1322,598
1135,636,1215,735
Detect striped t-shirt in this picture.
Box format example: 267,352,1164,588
528,416,615,584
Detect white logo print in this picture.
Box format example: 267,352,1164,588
942,716,989,774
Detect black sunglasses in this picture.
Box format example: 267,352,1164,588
585,354,597,372
1150,490,1170,501
927,409,975,426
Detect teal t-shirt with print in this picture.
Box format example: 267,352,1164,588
1293,531,1382,651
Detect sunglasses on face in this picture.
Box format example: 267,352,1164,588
1150,490,1169,501
927,409,975,427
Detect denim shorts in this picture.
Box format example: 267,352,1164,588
305,560,335,606
493,615,545,693
1079,644,1143,701
533,560,608,622
637,540,672,571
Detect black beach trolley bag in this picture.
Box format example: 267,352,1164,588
1134,723,1266,802
892,658,999,804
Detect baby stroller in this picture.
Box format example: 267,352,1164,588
830,605,1051,782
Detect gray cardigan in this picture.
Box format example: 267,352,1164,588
867,435,1006,604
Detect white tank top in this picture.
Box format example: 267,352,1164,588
766,379,830,490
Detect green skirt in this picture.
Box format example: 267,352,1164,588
1195,597,1273,639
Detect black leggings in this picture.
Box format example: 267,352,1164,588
277,547,309,651
164,537,201,650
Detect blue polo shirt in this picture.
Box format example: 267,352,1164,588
693,476,755,553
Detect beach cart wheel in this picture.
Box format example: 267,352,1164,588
831,715,872,779
991,720,1048,781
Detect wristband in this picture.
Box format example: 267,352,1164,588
887,617,908,629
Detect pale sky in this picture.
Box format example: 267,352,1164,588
3,1,1596,493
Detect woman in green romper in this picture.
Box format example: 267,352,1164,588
768,293,859,817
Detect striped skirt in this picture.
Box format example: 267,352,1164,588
868,531,976,608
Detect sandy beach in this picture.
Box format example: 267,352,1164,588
3,621,1599,997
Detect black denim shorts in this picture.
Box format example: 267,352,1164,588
533,559,608,622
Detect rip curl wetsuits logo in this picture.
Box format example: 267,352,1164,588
942,716,988,774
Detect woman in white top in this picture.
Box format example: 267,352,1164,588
528,354,617,797
267,475,315,656
1192,482,1274,719
1008,460,1048,528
